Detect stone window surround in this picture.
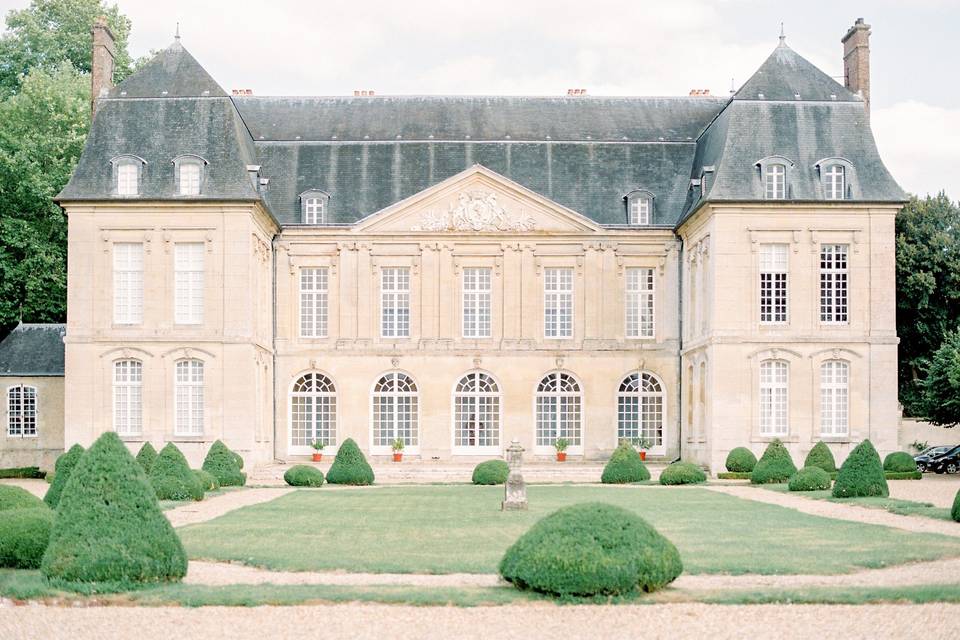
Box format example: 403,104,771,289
815,157,857,201
5,383,38,438
755,155,795,200
748,347,801,442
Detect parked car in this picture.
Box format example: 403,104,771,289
915,445,953,472
930,445,960,474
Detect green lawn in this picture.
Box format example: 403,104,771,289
763,484,954,522
179,485,960,575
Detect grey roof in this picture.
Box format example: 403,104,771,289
109,39,227,99
734,41,860,103
0,324,66,376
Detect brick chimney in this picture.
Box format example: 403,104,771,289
841,18,871,118
90,16,115,118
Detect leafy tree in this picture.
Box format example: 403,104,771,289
896,193,960,415
920,330,960,427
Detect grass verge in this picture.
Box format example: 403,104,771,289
763,484,954,521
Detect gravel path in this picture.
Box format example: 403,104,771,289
703,484,960,537
0,478,47,499
165,488,294,528
888,475,960,508
0,603,952,640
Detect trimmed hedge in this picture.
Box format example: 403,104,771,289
41,431,187,587
136,442,158,474
725,447,757,473
885,471,923,480
788,466,832,492
0,507,53,569
659,462,707,485
0,466,44,479
953,488,960,523
149,443,205,501
716,472,752,480
601,443,651,484
202,440,246,487
0,484,45,511
804,441,837,473
326,438,375,486
472,460,510,485
883,451,918,473
284,465,325,487
499,502,682,596
44,444,85,508
832,440,889,498
193,469,220,492
750,439,797,484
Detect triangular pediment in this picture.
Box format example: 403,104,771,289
354,165,603,234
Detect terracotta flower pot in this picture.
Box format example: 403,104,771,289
312,453,322,462
639,451,647,461
393,452,403,462
556,452,567,462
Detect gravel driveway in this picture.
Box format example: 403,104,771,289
888,475,960,508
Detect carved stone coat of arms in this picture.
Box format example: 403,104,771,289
411,191,536,232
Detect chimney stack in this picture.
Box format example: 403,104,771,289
90,16,115,119
841,18,871,118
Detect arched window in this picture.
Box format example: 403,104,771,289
113,360,142,436
617,372,664,450
535,372,582,451
759,360,788,436
174,359,204,436
820,361,849,436
7,385,37,438
290,372,337,450
453,372,500,452
372,372,419,451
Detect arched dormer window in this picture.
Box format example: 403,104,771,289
300,190,331,224
110,155,146,197
755,156,794,200
172,155,208,196
815,158,855,201
623,189,654,225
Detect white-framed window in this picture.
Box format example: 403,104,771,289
290,372,337,449
6,385,37,437
544,267,573,339
453,372,500,452
628,195,651,225
625,267,655,338
617,372,664,450
117,162,139,196
759,360,789,436
174,359,204,436
300,267,329,338
820,244,849,324
764,163,786,199
179,162,201,196
462,267,492,339
824,165,846,200
535,372,582,450
820,360,849,436
372,372,419,451
113,359,142,436
303,197,326,224
380,267,410,339
759,244,788,324
113,242,144,325
174,243,204,325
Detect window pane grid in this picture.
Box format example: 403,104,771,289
179,163,201,195
820,244,848,323
764,164,786,199
113,360,142,436
290,373,337,447
617,373,663,447
7,385,37,437
372,373,419,447
825,165,845,200
175,360,204,436
629,196,651,225
300,268,329,338
544,268,573,338
454,372,500,448
175,243,204,325
759,360,788,435
113,243,143,325
303,197,326,224
625,267,655,338
462,268,492,338
820,361,849,436
117,163,138,195
381,268,410,338
760,244,788,323
535,372,581,447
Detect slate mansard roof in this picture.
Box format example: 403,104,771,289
0,324,66,377
57,37,907,226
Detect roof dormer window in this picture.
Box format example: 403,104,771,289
111,155,145,197
300,190,330,224
625,190,654,225
172,155,208,196
765,164,786,199
823,164,845,200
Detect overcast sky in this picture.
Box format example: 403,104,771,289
2,0,957,200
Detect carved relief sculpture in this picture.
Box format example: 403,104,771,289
412,191,536,232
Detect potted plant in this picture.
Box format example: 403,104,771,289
310,440,325,462
554,438,569,462
391,438,405,462
636,438,652,461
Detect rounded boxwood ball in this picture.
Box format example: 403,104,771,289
44,444,85,508
601,443,651,484
326,438,375,485
750,439,797,484
202,440,246,487
883,451,917,473
725,447,757,473
659,462,706,485
472,460,509,485
284,465,325,487
499,502,682,596
149,443,205,501
804,441,837,473
0,484,45,512
833,440,889,498
788,466,832,492
0,507,53,569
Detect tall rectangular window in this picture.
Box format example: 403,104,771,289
759,360,788,435
300,267,329,338
820,244,848,324
764,164,786,199
304,198,325,224
179,163,201,195
174,243,204,325
6,385,37,437
175,359,204,435
629,196,651,225
820,360,849,436
544,267,573,339
824,165,845,200
113,243,143,325
381,267,410,338
462,267,492,339
625,267,655,338
117,163,138,195
759,244,788,324
113,360,142,436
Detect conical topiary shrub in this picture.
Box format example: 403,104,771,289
883,451,917,473
0,484,46,511
326,438,375,485
499,502,682,596
44,444,84,508
601,443,651,484
832,440,889,498
725,447,757,473
201,440,246,487
750,439,797,484
136,442,158,474
803,441,837,473
41,431,187,587
472,460,510,485
149,443,204,501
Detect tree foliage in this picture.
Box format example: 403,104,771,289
920,330,960,427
